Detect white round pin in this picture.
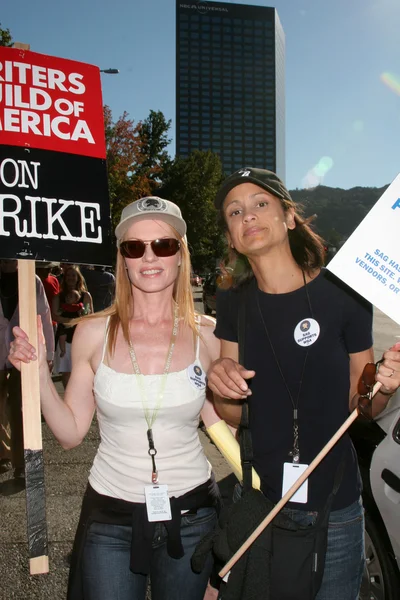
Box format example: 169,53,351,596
294,318,320,347
187,363,206,390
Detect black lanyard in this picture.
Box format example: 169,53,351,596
255,271,314,463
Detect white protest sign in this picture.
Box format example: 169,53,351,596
327,173,400,325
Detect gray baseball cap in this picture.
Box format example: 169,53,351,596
115,197,187,245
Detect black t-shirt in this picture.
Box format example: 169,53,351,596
214,269,373,510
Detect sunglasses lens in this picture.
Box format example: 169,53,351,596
120,239,180,259
120,241,145,258
152,239,180,257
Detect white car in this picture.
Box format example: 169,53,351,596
353,391,400,599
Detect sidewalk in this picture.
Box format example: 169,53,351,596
0,382,235,600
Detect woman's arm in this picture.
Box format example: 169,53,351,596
36,277,55,361
349,344,400,417
52,294,72,324
208,339,254,428
83,291,94,314
9,318,100,449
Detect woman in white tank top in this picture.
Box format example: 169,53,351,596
8,197,222,600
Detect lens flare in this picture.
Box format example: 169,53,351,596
302,156,334,189
352,120,364,132
381,72,400,96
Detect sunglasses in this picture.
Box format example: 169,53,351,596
120,238,181,259
357,361,381,420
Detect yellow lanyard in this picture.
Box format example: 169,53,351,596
128,305,179,483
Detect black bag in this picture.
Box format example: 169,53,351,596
192,283,345,599
191,419,345,600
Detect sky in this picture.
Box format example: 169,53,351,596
2,0,400,190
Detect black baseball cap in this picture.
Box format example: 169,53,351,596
214,167,293,209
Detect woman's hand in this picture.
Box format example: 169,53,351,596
8,316,48,372
207,358,255,400
376,342,400,395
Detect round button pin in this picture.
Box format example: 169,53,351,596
187,363,206,389
294,318,320,347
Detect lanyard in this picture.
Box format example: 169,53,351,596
128,304,179,483
255,271,313,463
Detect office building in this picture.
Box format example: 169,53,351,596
176,0,285,178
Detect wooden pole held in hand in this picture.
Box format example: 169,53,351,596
18,259,49,575
219,381,382,579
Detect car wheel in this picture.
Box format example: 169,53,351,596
359,511,400,600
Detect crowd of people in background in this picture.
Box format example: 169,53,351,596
0,260,115,481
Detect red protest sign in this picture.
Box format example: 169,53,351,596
0,47,106,159
0,47,112,266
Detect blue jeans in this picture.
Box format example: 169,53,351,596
82,506,217,600
283,497,365,600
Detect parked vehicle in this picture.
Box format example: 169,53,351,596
351,392,400,599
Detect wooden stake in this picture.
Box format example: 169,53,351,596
12,42,30,50
17,259,49,575
219,382,382,579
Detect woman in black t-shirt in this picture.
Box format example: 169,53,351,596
207,167,400,600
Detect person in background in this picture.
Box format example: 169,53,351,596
8,197,221,600
53,266,93,389
58,289,85,358
0,312,10,474
207,167,400,600
80,264,116,312
36,261,60,338
56,262,77,285
0,259,54,480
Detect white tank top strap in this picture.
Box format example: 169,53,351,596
101,316,111,363
195,315,201,361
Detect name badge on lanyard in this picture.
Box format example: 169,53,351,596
282,462,309,504
145,485,172,521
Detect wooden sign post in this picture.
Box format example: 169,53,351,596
0,45,112,574
18,260,48,574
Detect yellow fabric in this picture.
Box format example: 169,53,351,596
206,420,261,490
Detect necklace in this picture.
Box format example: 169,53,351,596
128,304,179,483
255,271,314,463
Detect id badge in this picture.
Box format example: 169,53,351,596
144,485,172,522
282,462,309,504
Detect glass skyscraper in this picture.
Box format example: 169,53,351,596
176,1,285,179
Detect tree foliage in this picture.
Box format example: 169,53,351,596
136,110,172,185
161,150,225,273
104,107,162,229
0,24,12,47
104,106,173,230
290,184,388,244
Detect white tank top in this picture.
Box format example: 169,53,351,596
89,318,212,503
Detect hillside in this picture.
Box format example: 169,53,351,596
289,184,389,244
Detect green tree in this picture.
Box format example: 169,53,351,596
0,23,13,47
104,106,158,229
325,227,343,248
161,150,225,273
136,110,172,190
104,106,173,230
